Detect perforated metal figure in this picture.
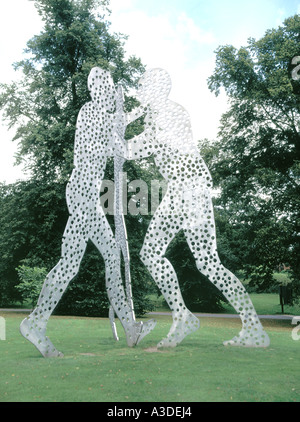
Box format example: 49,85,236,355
125,68,270,348
20,67,154,357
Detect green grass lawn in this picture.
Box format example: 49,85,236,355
221,293,300,316
0,312,299,402
148,292,300,315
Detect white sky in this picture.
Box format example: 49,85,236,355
0,0,299,184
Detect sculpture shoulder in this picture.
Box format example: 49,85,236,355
156,100,191,133
168,100,190,121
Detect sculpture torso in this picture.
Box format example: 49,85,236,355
148,100,213,188
66,101,114,213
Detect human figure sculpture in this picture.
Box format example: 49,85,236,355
125,68,270,348
20,67,155,357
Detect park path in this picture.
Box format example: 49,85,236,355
149,311,294,320
0,308,295,320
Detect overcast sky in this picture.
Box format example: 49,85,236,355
0,0,299,183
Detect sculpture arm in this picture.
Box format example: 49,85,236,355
125,105,147,125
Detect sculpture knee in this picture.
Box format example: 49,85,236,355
195,253,245,298
140,243,151,267
195,249,218,269
194,252,224,282
140,242,162,269
102,245,120,266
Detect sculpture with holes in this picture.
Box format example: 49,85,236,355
20,67,156,357
20,66,270,357
125,68,270,348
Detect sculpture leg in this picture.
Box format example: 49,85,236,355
90,212,156,347
20,216,88,357
184,200,270,347
140,207,199,348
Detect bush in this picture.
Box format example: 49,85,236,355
15,265,47,307
246,265,276,293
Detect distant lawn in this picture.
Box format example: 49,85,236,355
147,292,300,316
0,312,299,402
221,293,300,316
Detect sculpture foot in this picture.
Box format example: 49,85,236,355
20,318,64,358
126,319,157,347
157,311,200,348
136,319,157,345
223,328,270,348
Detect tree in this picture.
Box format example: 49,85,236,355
0,180,67,305
0,0,144,182
15,265,47,308
0,0,155,314
207,15,300,297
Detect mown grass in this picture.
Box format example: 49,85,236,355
0,312,299,403
148,292,300,315
221,293,300,316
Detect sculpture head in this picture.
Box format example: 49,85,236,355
88,67,116,111
137,68,171,109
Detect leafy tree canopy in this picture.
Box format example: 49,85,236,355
207,15,300,294
0,0,144,182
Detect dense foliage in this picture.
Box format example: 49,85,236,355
207,15,300,298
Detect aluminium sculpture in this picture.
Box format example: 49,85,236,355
20,66,270,357
20,67,155,357
124,68,270,348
